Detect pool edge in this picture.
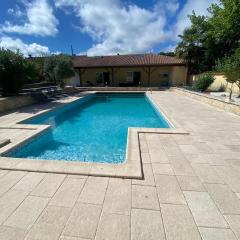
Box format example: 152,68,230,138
0,91,189,179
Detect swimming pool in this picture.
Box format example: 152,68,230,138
5,93,170,163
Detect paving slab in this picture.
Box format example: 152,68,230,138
192,164,224,183
49,177,85,207
95,213,130,240
177,176,205,191
168,155,195,176
59,237,89,240
30,173,66,198
63,203,101,239
214,166,240,192
78,176,108,205
205,183,240,214
27,205,72,240
0,225,26,240
152,163,174,175
13,172,46,192
183,191,228,228
0,190,28,225
224,214,240,239
4,196,49,230
199,227,237,240
0,170,8,178
131,208,165,240
155,175,186,204
161,203,201,240
132,185,159,210
103,178,131,215
132,163,155,186
149,150,169,163
0,171,26,196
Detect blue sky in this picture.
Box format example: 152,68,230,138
0,0,217,56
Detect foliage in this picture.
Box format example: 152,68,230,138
0,49,37,96
216,48,240,97
28,56,46,83
43,54,74,87
159,51,175,57
175,0,240,74
192,73,215,91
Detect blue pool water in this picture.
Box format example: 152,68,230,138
5,93,170,163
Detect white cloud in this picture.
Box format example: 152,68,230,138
55,0,174,56
173,0,218,40
0,36,50,56
55,0,217,56
1,0,58,37
7,5,24,18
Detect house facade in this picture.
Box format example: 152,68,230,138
73,54,188,87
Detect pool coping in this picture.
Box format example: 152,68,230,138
0,92,188,179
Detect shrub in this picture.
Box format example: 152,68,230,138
0,49,37,96
192,73,214,91
44,54,74,87
216,48,240,98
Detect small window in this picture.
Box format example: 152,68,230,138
126,72,134,82
96,72,104,84
160,73,169,78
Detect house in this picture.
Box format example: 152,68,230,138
73,54,188,87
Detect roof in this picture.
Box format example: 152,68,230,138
73,54,186,68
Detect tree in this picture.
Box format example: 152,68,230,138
175,0,240,74
175,13,211,74
159,52,175,57
216,48,240,99
0,49,37,96
43,54,75,87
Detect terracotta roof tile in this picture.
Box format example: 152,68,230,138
73,54,186,68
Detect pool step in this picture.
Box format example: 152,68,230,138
0,139,11,148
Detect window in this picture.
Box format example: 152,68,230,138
126,72,141,83
126,72,134,82
96,72,104,84
96,72,110,86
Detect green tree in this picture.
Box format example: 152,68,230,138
159,51,175,57
216,48,240,98
0,49,37,96
43,54,74,87
176,13,211,74
176,0,240,74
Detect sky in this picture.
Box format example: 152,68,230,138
0,0,218,56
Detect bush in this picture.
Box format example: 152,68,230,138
192,73,214,91
0,49,37,96
44,54,74,87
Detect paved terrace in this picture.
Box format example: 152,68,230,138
0,91,240,240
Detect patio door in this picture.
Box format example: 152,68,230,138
103,72,110,86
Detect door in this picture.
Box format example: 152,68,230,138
133,72,141,86
103,72,110,86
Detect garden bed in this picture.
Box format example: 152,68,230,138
172,87,240,116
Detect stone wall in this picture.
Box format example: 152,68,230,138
190,73,239,93
172,88,240,116
0,95,37,113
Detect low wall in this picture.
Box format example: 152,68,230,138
76,87,166,91
172,88,240,116
0,95,37,113
190,73,239,93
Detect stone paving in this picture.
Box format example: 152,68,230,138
0,91,240,240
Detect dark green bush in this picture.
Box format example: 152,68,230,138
192,73,214,91
44,54,74,87
0,49,37,96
